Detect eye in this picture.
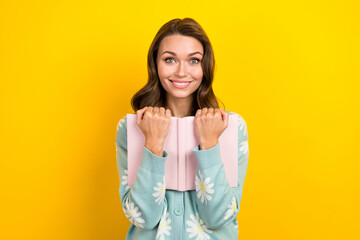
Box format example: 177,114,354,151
165,57,175,63
190,58,200,64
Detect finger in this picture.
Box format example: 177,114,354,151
146,106,153,113
201,107,208,117
207,108,214,117
136,106,148,125
165,109,172,118
195,109,201,118
214,108,221,118
159,107,165,116
144,106,153,119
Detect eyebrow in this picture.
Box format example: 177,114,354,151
161,51,203,56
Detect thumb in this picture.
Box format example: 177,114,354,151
136,106,148,126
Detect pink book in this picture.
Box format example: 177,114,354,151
127,114,238,191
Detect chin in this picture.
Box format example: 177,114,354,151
168,91,195,99
171,93,191,99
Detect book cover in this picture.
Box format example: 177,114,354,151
127,114,238,191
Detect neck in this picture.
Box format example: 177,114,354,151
165,95,195,118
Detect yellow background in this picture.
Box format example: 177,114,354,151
1,0,359,239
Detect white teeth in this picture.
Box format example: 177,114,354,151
171,80,190,85
174,82,189,85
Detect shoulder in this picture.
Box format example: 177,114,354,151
115,115,128,148
224,110,247,124
116,115,128,131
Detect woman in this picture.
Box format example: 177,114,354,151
115,17,249,240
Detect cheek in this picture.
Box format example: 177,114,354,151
193,80,202,90
157,63,173,78
192,67,203,80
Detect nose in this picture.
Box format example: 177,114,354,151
175,60,188,77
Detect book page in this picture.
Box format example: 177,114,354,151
163,117,178,190
184,117,198,190
218,115,238,187
126,114,238,190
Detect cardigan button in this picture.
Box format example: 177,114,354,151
174,207,184,216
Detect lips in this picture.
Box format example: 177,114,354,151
170,79,192,83
169,79,192,89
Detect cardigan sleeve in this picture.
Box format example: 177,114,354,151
115,115,168,230
192,113,249,229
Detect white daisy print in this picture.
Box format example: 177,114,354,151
117,118,125,131
152,177,165,205
195,170,214,204
124,197,145,228
156,209,172,240
239,140,249,156
121,169,130,191
186,213,213,240
224,197,237,220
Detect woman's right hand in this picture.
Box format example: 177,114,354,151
136,106,172,156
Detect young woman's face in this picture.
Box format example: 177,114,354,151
156,34,204,101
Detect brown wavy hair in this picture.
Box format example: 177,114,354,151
131,17,225,116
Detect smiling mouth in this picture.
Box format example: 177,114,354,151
169,79,192,88
169,80,192,83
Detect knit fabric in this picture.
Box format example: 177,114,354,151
115,110,249,240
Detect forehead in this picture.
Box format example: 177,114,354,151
158,34,203,55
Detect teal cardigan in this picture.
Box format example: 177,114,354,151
115,110,249,240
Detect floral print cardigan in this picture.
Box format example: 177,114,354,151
115,110,249,240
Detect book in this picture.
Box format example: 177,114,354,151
126,114,238,191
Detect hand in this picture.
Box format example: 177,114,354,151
136,106,172,156
194,108,229,150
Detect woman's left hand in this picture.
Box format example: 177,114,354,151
194,108,229,150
